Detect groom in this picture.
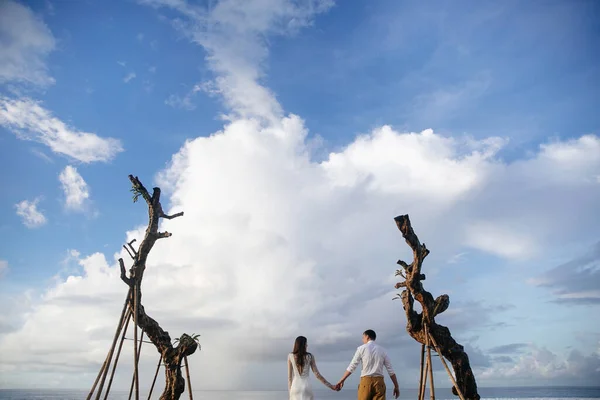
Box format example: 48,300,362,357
335,329,400,399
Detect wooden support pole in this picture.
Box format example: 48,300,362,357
129,329,145,400
428,333,466,400
427,346,435,400
425,326,435,400
133,283,140,400
184,355,193,400
103,309,132,400
427,347,435,400
417,343,425,400
90,289,131,400
87,360,107,400
420,346,429,400
147,355,163,400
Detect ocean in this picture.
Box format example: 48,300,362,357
1,387,599,400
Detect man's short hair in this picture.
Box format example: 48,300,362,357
364,329,376,340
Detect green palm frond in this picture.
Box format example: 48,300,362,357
130,187,143,203
172,333,202,346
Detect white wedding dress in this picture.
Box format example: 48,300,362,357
288,353,333,400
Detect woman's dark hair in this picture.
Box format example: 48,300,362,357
292,336,311,373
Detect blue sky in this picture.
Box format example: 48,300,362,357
0,0,599,391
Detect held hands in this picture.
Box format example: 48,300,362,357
333,381,344,391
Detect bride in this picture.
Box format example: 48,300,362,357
288,336,336,399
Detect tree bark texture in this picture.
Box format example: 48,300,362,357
393,215,480,399
120,175,197,400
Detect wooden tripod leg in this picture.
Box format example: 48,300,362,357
147,355,163,400
128,329,145,400
133,283,140,400
90,289,132,400
420,347,429,400
428,333,466,400
87,360,107,400
103,309,132,400
426,327,435,400
184,355,193,400
418,343,425,400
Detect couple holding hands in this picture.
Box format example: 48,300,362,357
287,330,400,400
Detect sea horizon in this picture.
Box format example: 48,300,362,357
2,386,600,400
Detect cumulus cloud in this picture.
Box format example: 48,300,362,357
0,0,56,86
2,0,599,391
2,120,599,388
14,198,47,228
59,166,90,211
465,221,536,260
0,289,35,342
0,97,124,163
479,345,600,386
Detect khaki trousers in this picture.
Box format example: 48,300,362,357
358,376,386,400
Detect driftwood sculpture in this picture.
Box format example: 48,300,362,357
119,174,198,399
393,215,480,400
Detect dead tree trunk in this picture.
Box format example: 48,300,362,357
119,175,198,400
393,215,480,400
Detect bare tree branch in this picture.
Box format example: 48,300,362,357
119,258,133,287
161,211,184,220
123,245,135,260
127,239,138,257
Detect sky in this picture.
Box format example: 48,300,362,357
0,0,599,392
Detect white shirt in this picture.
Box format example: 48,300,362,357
347,340,396,377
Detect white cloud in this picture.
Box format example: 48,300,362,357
0,0,56,87
533,135,600,184
2,121,599,388
30,148,54,163
14,198,47,228
123,72,136,83
2,0,600,391
479,345,600,386
530,241,600,304
447,252,468,264
465,221,537,260
0,96,124,163
59,166,90,211
141,0,334,120
321,127,502,198
165,94,196,111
